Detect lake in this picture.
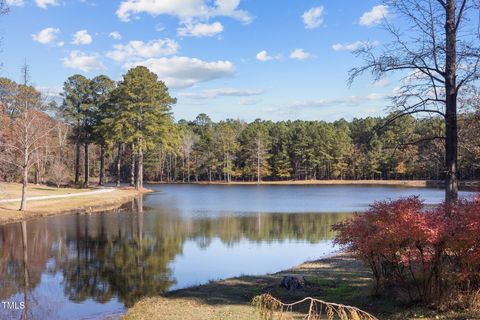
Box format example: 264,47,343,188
0,184,472,319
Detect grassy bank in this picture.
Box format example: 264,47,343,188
150,179,480,188
0,183,148,225
123,254,478,320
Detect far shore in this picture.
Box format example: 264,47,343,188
148,179,480,188
0,183,151,226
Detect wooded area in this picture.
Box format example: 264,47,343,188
1,71,479,190
1,0,479,209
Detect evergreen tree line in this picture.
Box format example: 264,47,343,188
1,68,479,191
152,112,480,182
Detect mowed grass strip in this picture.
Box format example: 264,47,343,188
0,183,144,225
0,182,92,199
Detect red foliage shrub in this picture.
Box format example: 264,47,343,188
333,196,480,304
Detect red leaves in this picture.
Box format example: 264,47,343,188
333,196,480,303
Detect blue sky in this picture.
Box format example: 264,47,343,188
1,0,398,122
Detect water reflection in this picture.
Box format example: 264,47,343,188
0,195,351,319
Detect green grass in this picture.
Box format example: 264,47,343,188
123,255,479,320
306,278,356,301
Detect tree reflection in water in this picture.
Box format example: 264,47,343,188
0,195,351,317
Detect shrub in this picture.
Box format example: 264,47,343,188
333,196,480,306
48,160,70,188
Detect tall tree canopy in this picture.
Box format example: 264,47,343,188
349,0,480,201
113,66,176,190
60,74,92,185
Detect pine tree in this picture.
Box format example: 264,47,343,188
113,66,176,190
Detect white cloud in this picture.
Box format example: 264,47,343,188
6,0,24,7
332,41,379,51
256,50,280,62
116,0,252,24
359,5,388,26
62,51,105,72
125,56,235,88
109,31,122,40
155,23,165,32
72,30,93,45
32,27,60,44
178,22,224,37
286,93,388,109
35,0,58,9
256,50,271,61
179,87,264,99
290,48,311,60
302,6,324,29
36,86,62,99
106,39,179,62
373,79,390,87
238,99,259,106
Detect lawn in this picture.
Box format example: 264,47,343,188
123,254,479,320
0,182,92,199
0,182,143,225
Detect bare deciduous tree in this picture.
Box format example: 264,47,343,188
180,131,198,183
253,135,270,183
349,0,480,201
0,65,56,210
49,159,69,188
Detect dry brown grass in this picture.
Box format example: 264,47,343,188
0,183,146,225
252,294,378,320
0,182,91,199
124,297,259,320
123,254,480,320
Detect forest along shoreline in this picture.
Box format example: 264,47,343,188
0,183,151,226
1,180,478,226
147,179,480,188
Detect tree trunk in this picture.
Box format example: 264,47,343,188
135,145,143,190
130,144,136,187
173,153,177,181
227,153,231,183
21,221,29,319
182,157,185,182
75,123,81,185
99,144,105,186
116,143,121,187
33,165,39,185
187,154,190,183
444,0,459,202
75,141,81,185
257,151,261,183
20,163,28,211
84,143,89,188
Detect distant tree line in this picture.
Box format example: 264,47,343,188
151,111,480,183
1,67,479,205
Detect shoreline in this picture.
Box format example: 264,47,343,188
124,253,477,320
0,185,151,226
123,253,369,320
147,179,480,189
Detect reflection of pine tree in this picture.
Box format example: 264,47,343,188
60,210,183,307
0,200,353,312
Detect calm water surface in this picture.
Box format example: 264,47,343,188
0,184,472,319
